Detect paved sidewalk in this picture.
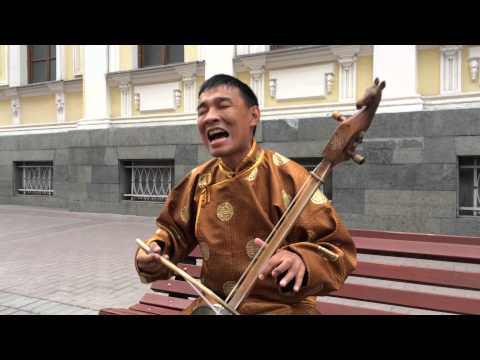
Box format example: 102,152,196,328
0,204,159,315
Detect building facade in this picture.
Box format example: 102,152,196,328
0,45,479,236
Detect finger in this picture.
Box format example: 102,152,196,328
374,77,379,86
379,80,386,90
259,256,283,280
279,269,296,288
254,238,266,248
293,266,306,292
150,242,162,254
272,258,292,278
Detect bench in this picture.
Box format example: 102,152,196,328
99,229,480,315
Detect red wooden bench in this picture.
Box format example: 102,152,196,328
100,229,480,315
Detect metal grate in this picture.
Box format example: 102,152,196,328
459,157,480,216
16,162,54,196
123,162,173,202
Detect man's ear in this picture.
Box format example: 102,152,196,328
249,105,260,128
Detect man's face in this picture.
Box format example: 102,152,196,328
197,85,259,165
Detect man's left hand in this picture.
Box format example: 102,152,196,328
255,238,306,293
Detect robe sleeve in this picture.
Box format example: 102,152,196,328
135,171,199,284
275,160,357,297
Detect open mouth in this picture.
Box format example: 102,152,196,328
207,128,230,143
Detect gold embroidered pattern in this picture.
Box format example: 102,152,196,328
282,190,292,208
247,167,258,182
311,189,328,205
222,280,236,297
217,201,234,222
180,206,189,223
199,242,210,261
273,152,289,166
245,239,260,259
198,173,212,188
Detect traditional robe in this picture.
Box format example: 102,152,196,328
135,140,357,315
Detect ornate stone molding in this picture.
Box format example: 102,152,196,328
10,97,20,125
239,55,266,107
325,72,335,95
119,81,133,118
332,46,360,102
72,45,83,77
175,62,198,113
174,89,182,109
468,46,480,82
440,45,463,94
55,92,65,123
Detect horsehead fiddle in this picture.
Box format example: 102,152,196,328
136,78,386,315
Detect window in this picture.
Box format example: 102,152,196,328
120,160,174,202
294,158,332,200
138,45,184,68
28,45,56,83
459,157,480,216
14,161,54,196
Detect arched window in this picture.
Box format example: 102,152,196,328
28,45,56,83
138,45,184,68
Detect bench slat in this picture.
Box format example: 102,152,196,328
351,229,480,246
316,301,401,315
99,308,150,315
130,303,182,315
152,279,197,297
141,293,193,310
354,237,480,262
332,283,480,314
354,261,480,290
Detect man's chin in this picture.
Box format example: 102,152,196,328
207,145,231,158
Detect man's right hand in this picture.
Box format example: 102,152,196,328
136,241,169,274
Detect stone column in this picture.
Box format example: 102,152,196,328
80,45,110,126
200,45,235,79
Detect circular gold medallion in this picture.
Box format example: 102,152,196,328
245,239,260,259
282,190,292,208
217,201,234,222
222,280,236,297
273,152,289,166
199,242,210,261
311,189,328,205
247,167,258,182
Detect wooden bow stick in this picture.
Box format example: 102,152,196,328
135,238,239,315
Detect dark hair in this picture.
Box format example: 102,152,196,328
198,74,259,136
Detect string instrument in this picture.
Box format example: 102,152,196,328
136,78,386,315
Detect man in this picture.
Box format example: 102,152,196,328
135,74,357,315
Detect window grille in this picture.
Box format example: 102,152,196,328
459,157,480,216
15,161,54,196
122,160,174,202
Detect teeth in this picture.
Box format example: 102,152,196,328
208,128,226,136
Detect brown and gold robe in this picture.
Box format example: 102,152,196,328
135,140,357,315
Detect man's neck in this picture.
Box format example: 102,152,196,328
220,140,255,171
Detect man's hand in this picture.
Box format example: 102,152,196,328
136,241,169,274
255,238,306,293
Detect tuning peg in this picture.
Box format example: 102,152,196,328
331,111,347,122
351,153,366,165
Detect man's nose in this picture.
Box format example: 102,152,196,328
202,109,221,126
